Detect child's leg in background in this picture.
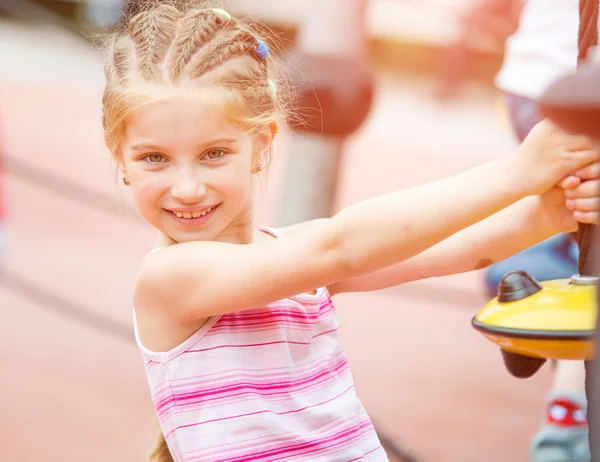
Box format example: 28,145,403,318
487,92,589,462
532,362,589,462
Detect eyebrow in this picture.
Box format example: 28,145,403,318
130,138,239,152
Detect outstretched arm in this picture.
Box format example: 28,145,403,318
135,123,598,322
329,194,555,294
137,157,526,321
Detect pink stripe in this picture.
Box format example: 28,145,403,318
157,363,348,415
185,408,362,459
185,340,312,354
164,384,355,439
209,315,336,335
313,327,341,339
218,300,332,319
346,446,383,461
224,299,331,316
151,350,346,395
210,311,335,331
216,305,333,324
207,325,314,336
167,358,347,402
158,367,350,420
218,420,373,462
218,316,316,326
186,327,340,354
220,308,324,319
268,432,377,462
212,321,315,329
156,358,349,412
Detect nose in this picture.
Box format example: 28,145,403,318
171,170,206,203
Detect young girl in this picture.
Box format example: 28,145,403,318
102,3,600,461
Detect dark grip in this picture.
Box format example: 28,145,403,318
578,223,600,277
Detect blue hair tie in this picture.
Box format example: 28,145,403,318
256,40,269,60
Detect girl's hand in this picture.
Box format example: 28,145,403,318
514,120,599,197
540,161,600,234
563,161,600,225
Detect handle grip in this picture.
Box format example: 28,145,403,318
578,223,600,277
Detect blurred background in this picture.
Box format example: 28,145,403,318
0,0,559,461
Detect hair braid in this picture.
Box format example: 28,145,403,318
169,9,233,81
190,30,264,79
129,4,181,81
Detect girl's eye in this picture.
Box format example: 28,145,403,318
204,149,226,160
146,154,165,163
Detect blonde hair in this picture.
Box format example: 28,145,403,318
102,3,293,460
102,0,292,160
148,429,173,462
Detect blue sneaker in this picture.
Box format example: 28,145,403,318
485,234,578,296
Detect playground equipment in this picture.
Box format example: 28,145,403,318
472,0,599,378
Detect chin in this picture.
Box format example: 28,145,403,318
168,228,217,244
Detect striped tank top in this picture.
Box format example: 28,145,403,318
134,227,386,462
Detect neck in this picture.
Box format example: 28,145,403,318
214,215,255,245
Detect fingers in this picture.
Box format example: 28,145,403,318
565,178,600,225
567,149,600,174
566,197,600,213
559,175,581,190
573,210,599,225
565,179,600,199
575,162,600,181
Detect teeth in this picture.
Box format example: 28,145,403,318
174,206,214,219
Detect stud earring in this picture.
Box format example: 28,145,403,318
122,177,131,186
256,163,263,173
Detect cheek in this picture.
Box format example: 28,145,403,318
217,162,253,200
131,176,168,210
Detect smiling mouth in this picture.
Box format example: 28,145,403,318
170,206,216,219
166,203,221,222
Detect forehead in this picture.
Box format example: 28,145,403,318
122,91,247,149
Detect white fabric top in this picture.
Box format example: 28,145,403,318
495,0,580,99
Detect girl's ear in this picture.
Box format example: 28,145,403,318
253,123,277,171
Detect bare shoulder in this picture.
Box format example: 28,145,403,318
135,219,342,320
136,219,330,305
133,245,212,351
133,241,211,309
